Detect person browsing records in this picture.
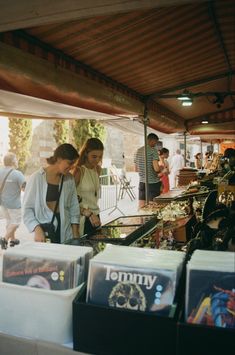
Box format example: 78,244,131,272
23,144,80,243
73,138,104,237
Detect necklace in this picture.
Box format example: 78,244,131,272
86,167,99,197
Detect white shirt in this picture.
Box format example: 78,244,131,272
170,153,185,173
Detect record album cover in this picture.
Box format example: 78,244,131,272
186,269,235,329
3,254,76,290
87,262,177,315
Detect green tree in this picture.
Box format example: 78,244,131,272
53,119,69,145
72,119,106,150
8,118,32,172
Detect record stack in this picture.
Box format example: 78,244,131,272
86,244,185,315
2,242,93,290
178,168,198,186
185,250,235,329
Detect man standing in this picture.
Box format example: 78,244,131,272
134,133,161,207
0,153,26,249
169,149,185,189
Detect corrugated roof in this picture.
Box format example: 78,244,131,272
0,0,234,137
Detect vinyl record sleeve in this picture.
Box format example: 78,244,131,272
87,262,177,314
186,268,235,328
3,254,77,290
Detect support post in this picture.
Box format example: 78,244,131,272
143,104,149,204
183,131,187,166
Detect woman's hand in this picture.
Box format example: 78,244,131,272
34,225,45,242
89,213,101,228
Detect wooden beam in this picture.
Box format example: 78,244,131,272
0,42,185,132
0,0,208,32
188,121,235,135
0,42,143,115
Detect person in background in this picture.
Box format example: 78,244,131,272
73,138,104,236
23,143,80,243
194,153,202,170
134,133,161,208
0,153,26,249
169,149,184,189
204,151,212,170
158,148,170,193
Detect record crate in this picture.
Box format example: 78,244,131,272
176,309,235,355
0,281,82,345
73,280,184,355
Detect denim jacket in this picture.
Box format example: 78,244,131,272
23,167,80,242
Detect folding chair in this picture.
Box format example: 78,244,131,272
110,165,136,201
118,175,136,201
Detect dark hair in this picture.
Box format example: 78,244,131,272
47,143,79,165
160,148,169,155
147,133,159,141
77,138,104,166
195,153,201,159
224,148,235,159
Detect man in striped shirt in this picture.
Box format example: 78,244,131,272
134,133,161,207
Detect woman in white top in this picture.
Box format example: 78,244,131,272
73,138,104,236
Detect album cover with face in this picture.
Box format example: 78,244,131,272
186,268,235,329
2,254,77,290
86,262,177,315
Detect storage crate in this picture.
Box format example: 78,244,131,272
0,282,82,344
73,284,182,355
177,311,235,355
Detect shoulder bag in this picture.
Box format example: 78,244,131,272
40,175,64,242
0,169,13,205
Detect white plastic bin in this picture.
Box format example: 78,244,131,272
0,281,82,344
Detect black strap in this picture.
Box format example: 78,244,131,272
0,169,14,193
50,175,64,225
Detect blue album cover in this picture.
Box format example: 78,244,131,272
186,269,235,329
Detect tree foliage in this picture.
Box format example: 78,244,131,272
8,118,32,172
53,119,69,145
72,119,106,150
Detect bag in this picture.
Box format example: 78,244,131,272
0,169,14,205
40,176,64,243
40,223,57,243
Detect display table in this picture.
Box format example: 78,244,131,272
154,188,210,203
0,332,88,355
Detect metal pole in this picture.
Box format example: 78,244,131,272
200,139,203,168
143,104,149,204
183,131,187,166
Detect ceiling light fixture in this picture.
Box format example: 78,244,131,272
156,91,235,108
177,90,191,101
181,99,193,106
176,90,193,106
202,120,209,124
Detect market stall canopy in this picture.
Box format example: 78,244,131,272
0,0,234,139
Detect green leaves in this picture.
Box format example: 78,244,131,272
8,118,32,172
72,119,106,150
